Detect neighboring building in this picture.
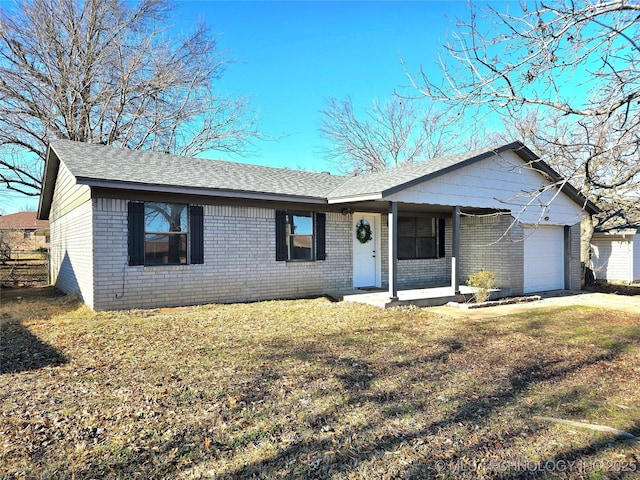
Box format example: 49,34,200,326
0,212,50,254
37,140,598,310
591,202,640,284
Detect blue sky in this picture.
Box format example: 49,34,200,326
197,0,471,168
3,0,473,214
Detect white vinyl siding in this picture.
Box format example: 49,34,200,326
49,162,91,222
48,161,94,306
634,239,640,282
388,150,584,226
591,234,639,283
49,200,94,307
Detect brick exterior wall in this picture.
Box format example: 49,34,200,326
49,200,94,307
0,230,49,251
382,214,580,296
378,213,524,294
92,200,353,310
459,214,524,296
50,198,580,310
568,222,581,290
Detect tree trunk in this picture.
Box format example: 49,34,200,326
581,214,595,286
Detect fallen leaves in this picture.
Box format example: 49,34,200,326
1,292,639,479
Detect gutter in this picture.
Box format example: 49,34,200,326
77,178,330,205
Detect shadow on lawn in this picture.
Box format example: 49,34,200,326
59,310,639,479
1,287,71,374
218,329,638,478
0,318,67,374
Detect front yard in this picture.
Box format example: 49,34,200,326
1,289,638,479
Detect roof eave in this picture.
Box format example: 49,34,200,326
37,143,60,220
79,178,329,204
505,142,600,214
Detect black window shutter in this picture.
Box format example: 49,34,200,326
189,205,204,264
438,218,446,258
315,212,326,260
275,210,287,261
128,202,145,266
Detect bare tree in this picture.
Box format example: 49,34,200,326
0,0,259,196
493,102,639,262
319,96,474,174
411,1,640,238
410,0,640,278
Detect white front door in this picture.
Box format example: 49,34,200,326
353,213,381,288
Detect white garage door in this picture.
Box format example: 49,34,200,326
523,226,565,293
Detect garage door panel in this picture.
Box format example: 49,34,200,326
524,226,564,293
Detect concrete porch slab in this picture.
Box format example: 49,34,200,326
330,285,485,308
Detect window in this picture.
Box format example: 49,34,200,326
275,210,326,261
398,216,437,260
286,212,313,260
128,202,203,266
144,202,188,265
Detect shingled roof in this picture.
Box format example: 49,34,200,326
38,140,598,219
0,212,49,230
48,140,346,199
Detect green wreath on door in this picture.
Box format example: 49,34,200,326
356,219,373,244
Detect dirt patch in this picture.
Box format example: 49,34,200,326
1,285,61,302
584,281,640,297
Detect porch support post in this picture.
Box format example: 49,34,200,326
564,225,571,290
451,206,460,294
388,201,398,300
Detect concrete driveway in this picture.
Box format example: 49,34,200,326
430,290,640,319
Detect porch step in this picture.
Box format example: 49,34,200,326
329,286,493,309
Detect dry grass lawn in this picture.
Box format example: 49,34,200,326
1,288,639,479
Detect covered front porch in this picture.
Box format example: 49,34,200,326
386,201,463,301
341,198,513,306
325,144,592,304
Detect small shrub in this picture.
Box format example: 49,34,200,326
466,270,496,303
